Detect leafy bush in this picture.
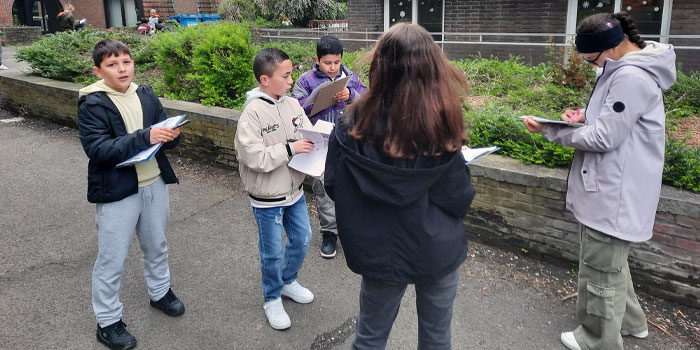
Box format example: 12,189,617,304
664,70,700,119
452,56,591,115
466,105,575,167
663,136,700,192
256,0,345,27
16,27,156,86
151,22,256,108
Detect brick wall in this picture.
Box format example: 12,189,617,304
443,0,568,35
0,72,240,167
71,0,106,29
347,0,383,32
467,157,700,308
0,26,41,45
197,0,221,14
1,70,698,308
173,0,198,14
142,0,176,19
346,0,700,71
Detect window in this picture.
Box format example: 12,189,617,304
577,0,614,23
384,0,444,41
621,0,664,40
566,0,671,43
388,0,412,26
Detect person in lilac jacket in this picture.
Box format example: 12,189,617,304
292,35,367,259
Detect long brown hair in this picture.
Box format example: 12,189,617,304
349,23,469,159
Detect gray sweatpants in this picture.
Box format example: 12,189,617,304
312,178,337,234
92,178,171,327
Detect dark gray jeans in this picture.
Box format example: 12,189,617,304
352,268,460,350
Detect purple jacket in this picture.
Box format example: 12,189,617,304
292,63,367,124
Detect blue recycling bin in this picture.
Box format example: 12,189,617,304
170,14,199,27
196,14,222,23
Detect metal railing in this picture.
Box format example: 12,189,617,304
254,28,700,50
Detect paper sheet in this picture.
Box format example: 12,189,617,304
115,115,185,168
461,146,499,164
288,120,335,178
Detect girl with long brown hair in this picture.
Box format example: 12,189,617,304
324,23,476,349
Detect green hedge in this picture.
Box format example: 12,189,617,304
16,28,154,86
151,22,256,108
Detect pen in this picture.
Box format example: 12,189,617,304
571,108,581,124
172,119,190,130
287,138,314,145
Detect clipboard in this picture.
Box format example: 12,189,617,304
308,76,351,116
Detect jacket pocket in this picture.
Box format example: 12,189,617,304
581,152,598,192
586,282,615,319
581,227,626,273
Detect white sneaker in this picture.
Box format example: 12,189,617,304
281,280,314,304
631,329,648,338
561,332,582,350
263,298,291,330
0,64,9,70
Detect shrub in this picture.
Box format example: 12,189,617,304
664,136,700,192
664,70,700,119
453,56,590,115
466,105,575,167
151,22,256,108
17,27,156,85
256,0,345,27
17,29,105,82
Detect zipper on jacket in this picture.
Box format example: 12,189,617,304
277,104,296,191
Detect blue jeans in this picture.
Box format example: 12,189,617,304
252,195,312,302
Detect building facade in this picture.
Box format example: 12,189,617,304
1,0,221,32
347,0,700,71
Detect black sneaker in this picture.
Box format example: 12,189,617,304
320,231,337,259
96,320,137,350
149,288,185,316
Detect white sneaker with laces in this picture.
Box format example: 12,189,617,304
561,332,582,350
631,329,648,338
263,297,291,330
0,64,9,70
281,280,314,304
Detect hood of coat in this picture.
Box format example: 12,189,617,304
603,41,676,91
78,79,138,98
243,87,289,109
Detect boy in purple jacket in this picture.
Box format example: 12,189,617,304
291,35,366,259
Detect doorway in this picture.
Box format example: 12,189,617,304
12,0,63,33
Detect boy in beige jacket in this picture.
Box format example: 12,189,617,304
234,48,315,330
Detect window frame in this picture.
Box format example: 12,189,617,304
565,0,673,43
383,0,445,40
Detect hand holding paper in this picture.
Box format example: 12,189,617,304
115,115,185,168
288,120,335,177
304,76,351,116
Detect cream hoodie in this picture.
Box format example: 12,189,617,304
79,80,161,187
